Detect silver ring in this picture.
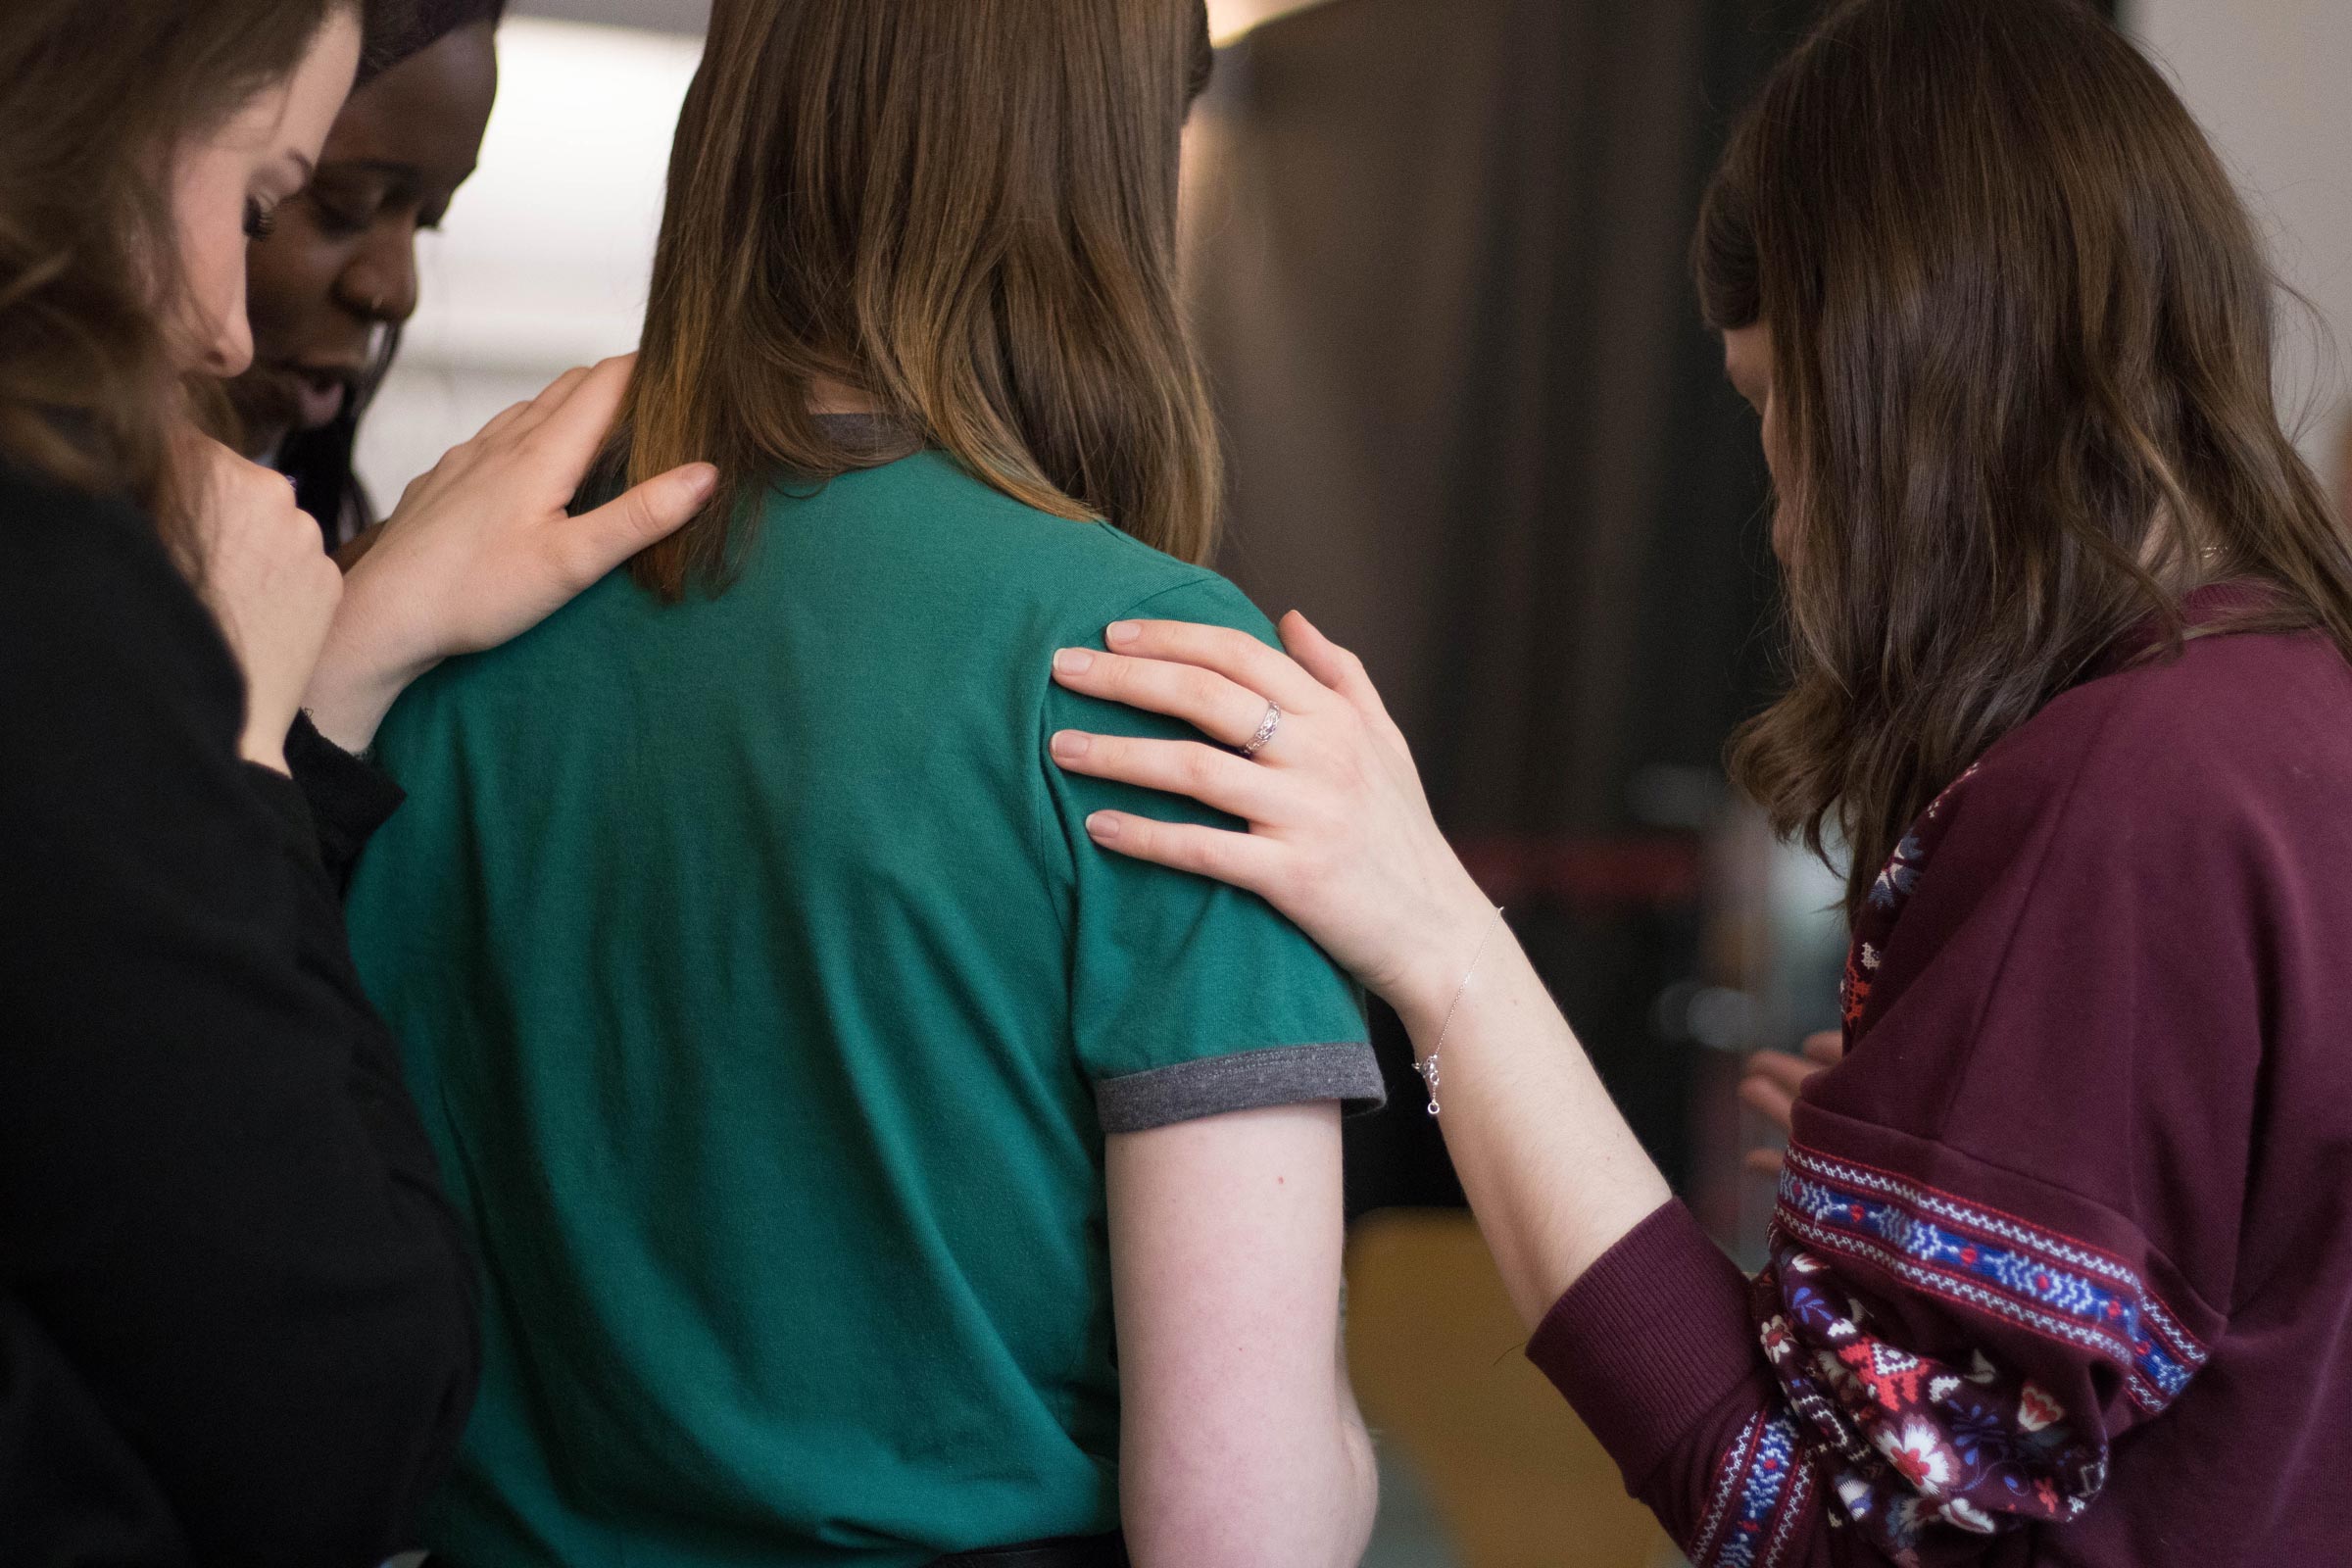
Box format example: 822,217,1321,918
1239,701,1282,760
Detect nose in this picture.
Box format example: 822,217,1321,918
199,297,256,378
337,221,421,325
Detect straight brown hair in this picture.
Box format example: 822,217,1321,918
621,0,1222,600
0,0,360,538
1697,0,2352,916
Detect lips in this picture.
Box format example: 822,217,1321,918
282,365,360,432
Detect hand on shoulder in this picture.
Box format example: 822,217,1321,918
304,355,716,753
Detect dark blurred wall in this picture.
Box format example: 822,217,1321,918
1185,0,1824,1213
1190,0,2120,1216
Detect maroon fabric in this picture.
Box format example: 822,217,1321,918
1530,598,2352,1566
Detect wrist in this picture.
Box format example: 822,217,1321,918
238,731,291,775
303,628,427,754
305,564,436,753
1391,886,1508,1046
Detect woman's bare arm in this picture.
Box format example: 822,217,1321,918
1106,1102,1377,1567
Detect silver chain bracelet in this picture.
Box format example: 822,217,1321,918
1414,906,1505,1116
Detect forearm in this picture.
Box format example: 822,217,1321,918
1122,1400,1376,1568
1394,909,1675,1328
1333,1375,1381,1565
1109,1103,1374,1568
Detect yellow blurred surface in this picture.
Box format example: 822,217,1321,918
1347,1209,1677,1568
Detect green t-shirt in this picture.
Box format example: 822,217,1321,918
345,449,1378,1566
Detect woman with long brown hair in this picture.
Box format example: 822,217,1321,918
1046,0,2352,1562
0,0,710,1557
342,3,1378,1564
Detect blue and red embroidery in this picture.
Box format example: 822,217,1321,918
1690,1409,1816,1568
1704,1143,2211,1565
1775,1148,2207,1413
1866,832,1928,910
1843,763,1980,1045
1706,758,2216,1565
1757,1245,2105,1566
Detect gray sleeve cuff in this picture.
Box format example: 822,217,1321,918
1095,1042,1387,1134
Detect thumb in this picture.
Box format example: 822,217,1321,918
1280,609,1405,741
564,463,717,583
1276,609,1361,691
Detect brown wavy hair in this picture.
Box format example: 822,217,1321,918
619,0,1221,600
0,0,363,539
1699,0,2352,916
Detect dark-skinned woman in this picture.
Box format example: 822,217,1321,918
230,0,506,543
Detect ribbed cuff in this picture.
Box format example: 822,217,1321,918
1525,1200,1764,1494
1096,1041,1385,1133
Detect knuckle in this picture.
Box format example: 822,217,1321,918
619,490,662,540
1103,656,1147,696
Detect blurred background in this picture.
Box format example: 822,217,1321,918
359,2,2351,1562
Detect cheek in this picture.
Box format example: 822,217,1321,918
168,157,255,373
183,223,254,370
183,222,246,318
1758,399,1785,487
243,229,343,340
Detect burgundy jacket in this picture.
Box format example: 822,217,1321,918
1531,592,2352,1565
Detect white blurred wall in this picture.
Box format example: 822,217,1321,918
355,18,699,500
363,5,2352,505
354,4,1331,500
2132,0,2352,492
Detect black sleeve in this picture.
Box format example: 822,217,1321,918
285,711,406,894
0,471,477,1566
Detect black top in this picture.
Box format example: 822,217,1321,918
0,463,476,1564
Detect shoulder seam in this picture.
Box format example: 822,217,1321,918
1021,571,1235,952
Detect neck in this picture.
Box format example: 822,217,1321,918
807,373,878,416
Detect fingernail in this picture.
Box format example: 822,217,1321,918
681,464,719,503
1106,621,1140,648
1054,648,1094,677
1051,730,1091,760
1086,811,1121,841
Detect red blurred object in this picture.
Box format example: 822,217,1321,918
1454,833,1703,913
